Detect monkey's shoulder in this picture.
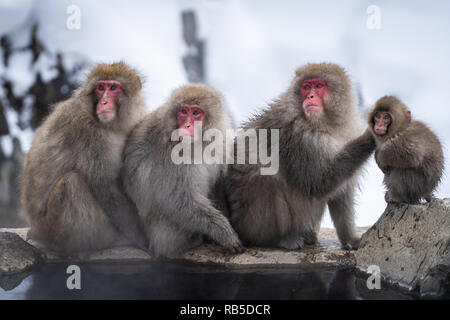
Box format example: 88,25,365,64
133,112,167,138
44,98,96,133
392,121,442,155
124,114,174,166
408,121,441,143
243,100,297,130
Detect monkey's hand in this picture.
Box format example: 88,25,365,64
192,199,245,254
217,228,245,254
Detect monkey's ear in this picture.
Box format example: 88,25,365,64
406,110,412,123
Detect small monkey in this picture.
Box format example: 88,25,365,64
21,62,148,255
368,96,444,204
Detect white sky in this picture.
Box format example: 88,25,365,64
0,0,449,228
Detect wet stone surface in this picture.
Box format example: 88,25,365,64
0,227,366,268
0,232,43,274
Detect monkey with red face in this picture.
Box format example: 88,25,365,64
368,96,444,204
21,62,148,256
178,104,205,139
95,80,123,122
301,78,328,113
122,84,243,258
227,63,376,250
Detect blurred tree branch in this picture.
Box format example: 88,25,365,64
182,10,206,83
0,22,87,227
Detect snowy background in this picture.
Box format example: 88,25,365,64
1,0,449,228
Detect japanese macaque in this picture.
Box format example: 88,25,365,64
122,84,243,258
21,62,148,255
227,63,376,250
368,96,444,204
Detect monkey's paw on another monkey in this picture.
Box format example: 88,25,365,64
368,96,444,205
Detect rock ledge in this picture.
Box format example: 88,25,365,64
356,198,450,297
0,227,366,273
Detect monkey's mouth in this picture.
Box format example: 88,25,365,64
97,110,115,122
374,127,387,136
304,104,322,112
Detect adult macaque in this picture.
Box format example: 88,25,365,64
21,62,148,255
368,96,444,204
122,84,243,258
227,63,375,250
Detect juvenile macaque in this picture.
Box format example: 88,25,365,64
21,62,148,255
122,84,243,258
368,96,444,204
227,63,376,250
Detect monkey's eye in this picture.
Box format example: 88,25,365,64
110,85,116,91
181,108,188,115
303,84,311,90
98,84,105,91
193,109,200,116
316,83,324,88
384,115,390,120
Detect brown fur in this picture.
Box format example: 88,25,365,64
20,62,148,256
122,84,243,258
227,62,376,250
368,96,444,204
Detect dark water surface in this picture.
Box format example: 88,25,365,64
0,261,412,300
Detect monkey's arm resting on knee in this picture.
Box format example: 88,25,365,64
159,190,243,253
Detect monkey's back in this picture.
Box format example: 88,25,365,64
21,98,113,221
410,121,444,175
382,121,444,202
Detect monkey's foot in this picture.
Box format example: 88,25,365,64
384,191,395,203
277,234,305,250
341,237,360,250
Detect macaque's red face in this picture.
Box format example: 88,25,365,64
95,80,123,122
300,78,329,113
178,105,205,139
373,111,392,136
